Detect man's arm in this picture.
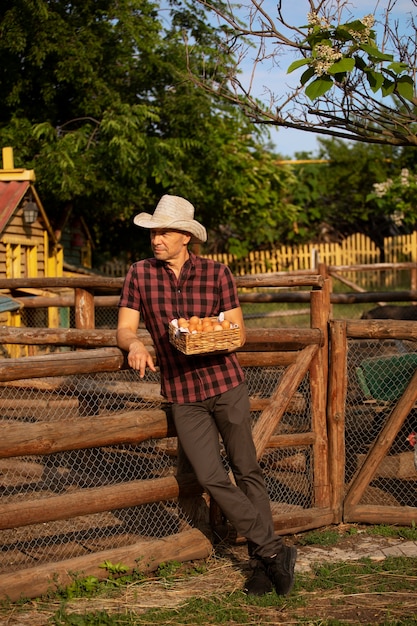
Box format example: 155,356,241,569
223,306,246,350
116,307,156,378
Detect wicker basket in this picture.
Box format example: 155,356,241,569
169,318,241,355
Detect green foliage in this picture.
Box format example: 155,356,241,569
287,138,413,248
367,167,417,227
57,574,101,600
155,560,182,580
0,0,297,262
288,12,414,102
99,561,129,576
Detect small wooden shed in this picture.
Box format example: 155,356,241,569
0,146,63,337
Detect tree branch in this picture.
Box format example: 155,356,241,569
191,0,417,147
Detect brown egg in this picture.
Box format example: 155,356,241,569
178,317,188,327
213,323,223,331
189,315,200,325
202,323,213,332
221,319,231,329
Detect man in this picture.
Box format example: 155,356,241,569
116,194,297,596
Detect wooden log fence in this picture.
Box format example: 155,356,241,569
2,271,417,601
0,272,334,602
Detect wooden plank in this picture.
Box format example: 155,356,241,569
236,274,324,289
346,319,417,340
0,326,322,349
309,284,331,509
272,507,334,535
75,287,95,329
0,347,126,381
244,327,323,350
344,504,417,526
0,272,323,291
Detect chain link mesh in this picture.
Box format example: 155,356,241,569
0,358,313,574
4,295,417,576
346,338,417,507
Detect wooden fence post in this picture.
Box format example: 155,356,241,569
327,320,347,522
309,269,331,509
74,287,95,329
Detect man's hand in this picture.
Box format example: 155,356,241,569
117,307,156,378
127,341,156,378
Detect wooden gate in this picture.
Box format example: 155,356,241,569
329,318,417,525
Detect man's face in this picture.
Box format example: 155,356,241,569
150,228,191,262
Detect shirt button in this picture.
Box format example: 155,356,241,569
177,289,181,293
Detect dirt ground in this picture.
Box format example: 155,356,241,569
2,527,417,625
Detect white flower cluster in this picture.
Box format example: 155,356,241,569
348,14,375,43
313,44,342,76
372,180,393,197
400,168,410,186
373,169,417,197
361,14,375,28
307,12,330,30
391,210,405,226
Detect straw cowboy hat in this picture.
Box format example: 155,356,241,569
134,195,207,243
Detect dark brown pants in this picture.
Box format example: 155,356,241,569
172,382,283,558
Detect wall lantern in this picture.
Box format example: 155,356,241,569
71,232,85,247
23,200,39,224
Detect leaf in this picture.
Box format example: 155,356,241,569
354,55,367,71
359,44,394,62
365,70,385,93
287,58,310,74
395,75,415,101
381,78,395,97
333,26,357,43
387,61,410,75
327,57,355,75
300,66,315,86
305,76,333,100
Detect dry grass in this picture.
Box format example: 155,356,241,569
2,534,417,625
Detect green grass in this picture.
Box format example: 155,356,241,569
367,522,417,541
4,525,417,625
47,556,417,625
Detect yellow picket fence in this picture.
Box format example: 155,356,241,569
204,232,417,288
99,232,417,288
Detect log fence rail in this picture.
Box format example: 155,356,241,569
1,269,417,601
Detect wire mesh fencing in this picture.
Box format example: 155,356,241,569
346,338,417,508
0,364,313,574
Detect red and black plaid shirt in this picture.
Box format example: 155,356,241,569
118,252,245,403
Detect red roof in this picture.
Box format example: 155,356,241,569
0,180,30,233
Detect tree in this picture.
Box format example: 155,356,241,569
189,0,417,147
0,0,298,260
278,134,417,253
